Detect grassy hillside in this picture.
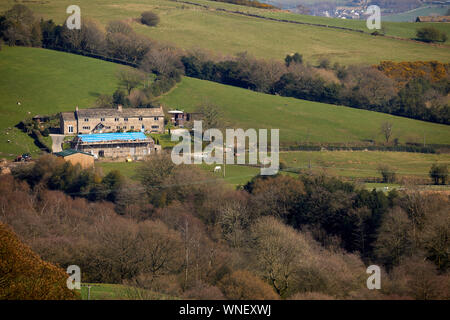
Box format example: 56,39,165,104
158,77,450,145
0,46,123,158
180,0,450,43
382,5,450,22
1,0,449,65
0,45,448,160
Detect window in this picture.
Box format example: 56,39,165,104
123,126,127,130
130,126,134,130
99,150,104,158
100,117,105,122
115,118,119,122
152,125,159,129
139,117,143,121
124,118,128,122
68,125,73,133
154,117,158,120
116,126,120,129
84,118,89,122
82,126,90,130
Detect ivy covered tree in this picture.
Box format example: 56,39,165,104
0,222,79,300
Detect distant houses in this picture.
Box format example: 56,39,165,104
416,16,450,22
60,105,165,135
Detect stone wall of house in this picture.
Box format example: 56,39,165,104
77,142,154,160
76,116,164,134
60,115,77,135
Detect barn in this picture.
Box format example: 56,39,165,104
54,149,95,169
71,132,156,160
416,16,450,23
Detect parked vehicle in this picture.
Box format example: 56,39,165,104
15,153,32,162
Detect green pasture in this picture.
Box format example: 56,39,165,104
0,46,124,158
0,0,449,65
158,77,450,146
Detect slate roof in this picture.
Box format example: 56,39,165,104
61,107,164,121
61,112,76,121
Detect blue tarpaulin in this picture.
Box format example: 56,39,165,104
78,132,148,142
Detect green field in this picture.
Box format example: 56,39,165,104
1,46,449,160
79,283,176,300
95,149,450,188
280,150,450,180
0,46,124,158
97,160,261,186
178,0,450,44
382,6,450,22
158,77,450,146
1,0,449,65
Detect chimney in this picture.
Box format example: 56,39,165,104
117,105,123,112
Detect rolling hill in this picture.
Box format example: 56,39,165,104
0,46,123,158
1,46,449,159
158,76,450,145
0,0,449,65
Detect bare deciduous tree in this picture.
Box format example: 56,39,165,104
116,68,145,95
140,46,183,76
193,103,224,130
380,121,393,143
249,217,307,297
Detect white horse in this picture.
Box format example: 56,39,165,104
214,166,221,173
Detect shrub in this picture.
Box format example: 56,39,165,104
378,164,397,183
318,58,331,69
285,52,303,67
429,163,448,185
141,11,160,27
416,27,448,43
183,281,224,300
218,270,279,300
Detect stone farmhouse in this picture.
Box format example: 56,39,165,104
71,132,156,160
60,105,165,135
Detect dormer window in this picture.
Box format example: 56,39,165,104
100,117,105,122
